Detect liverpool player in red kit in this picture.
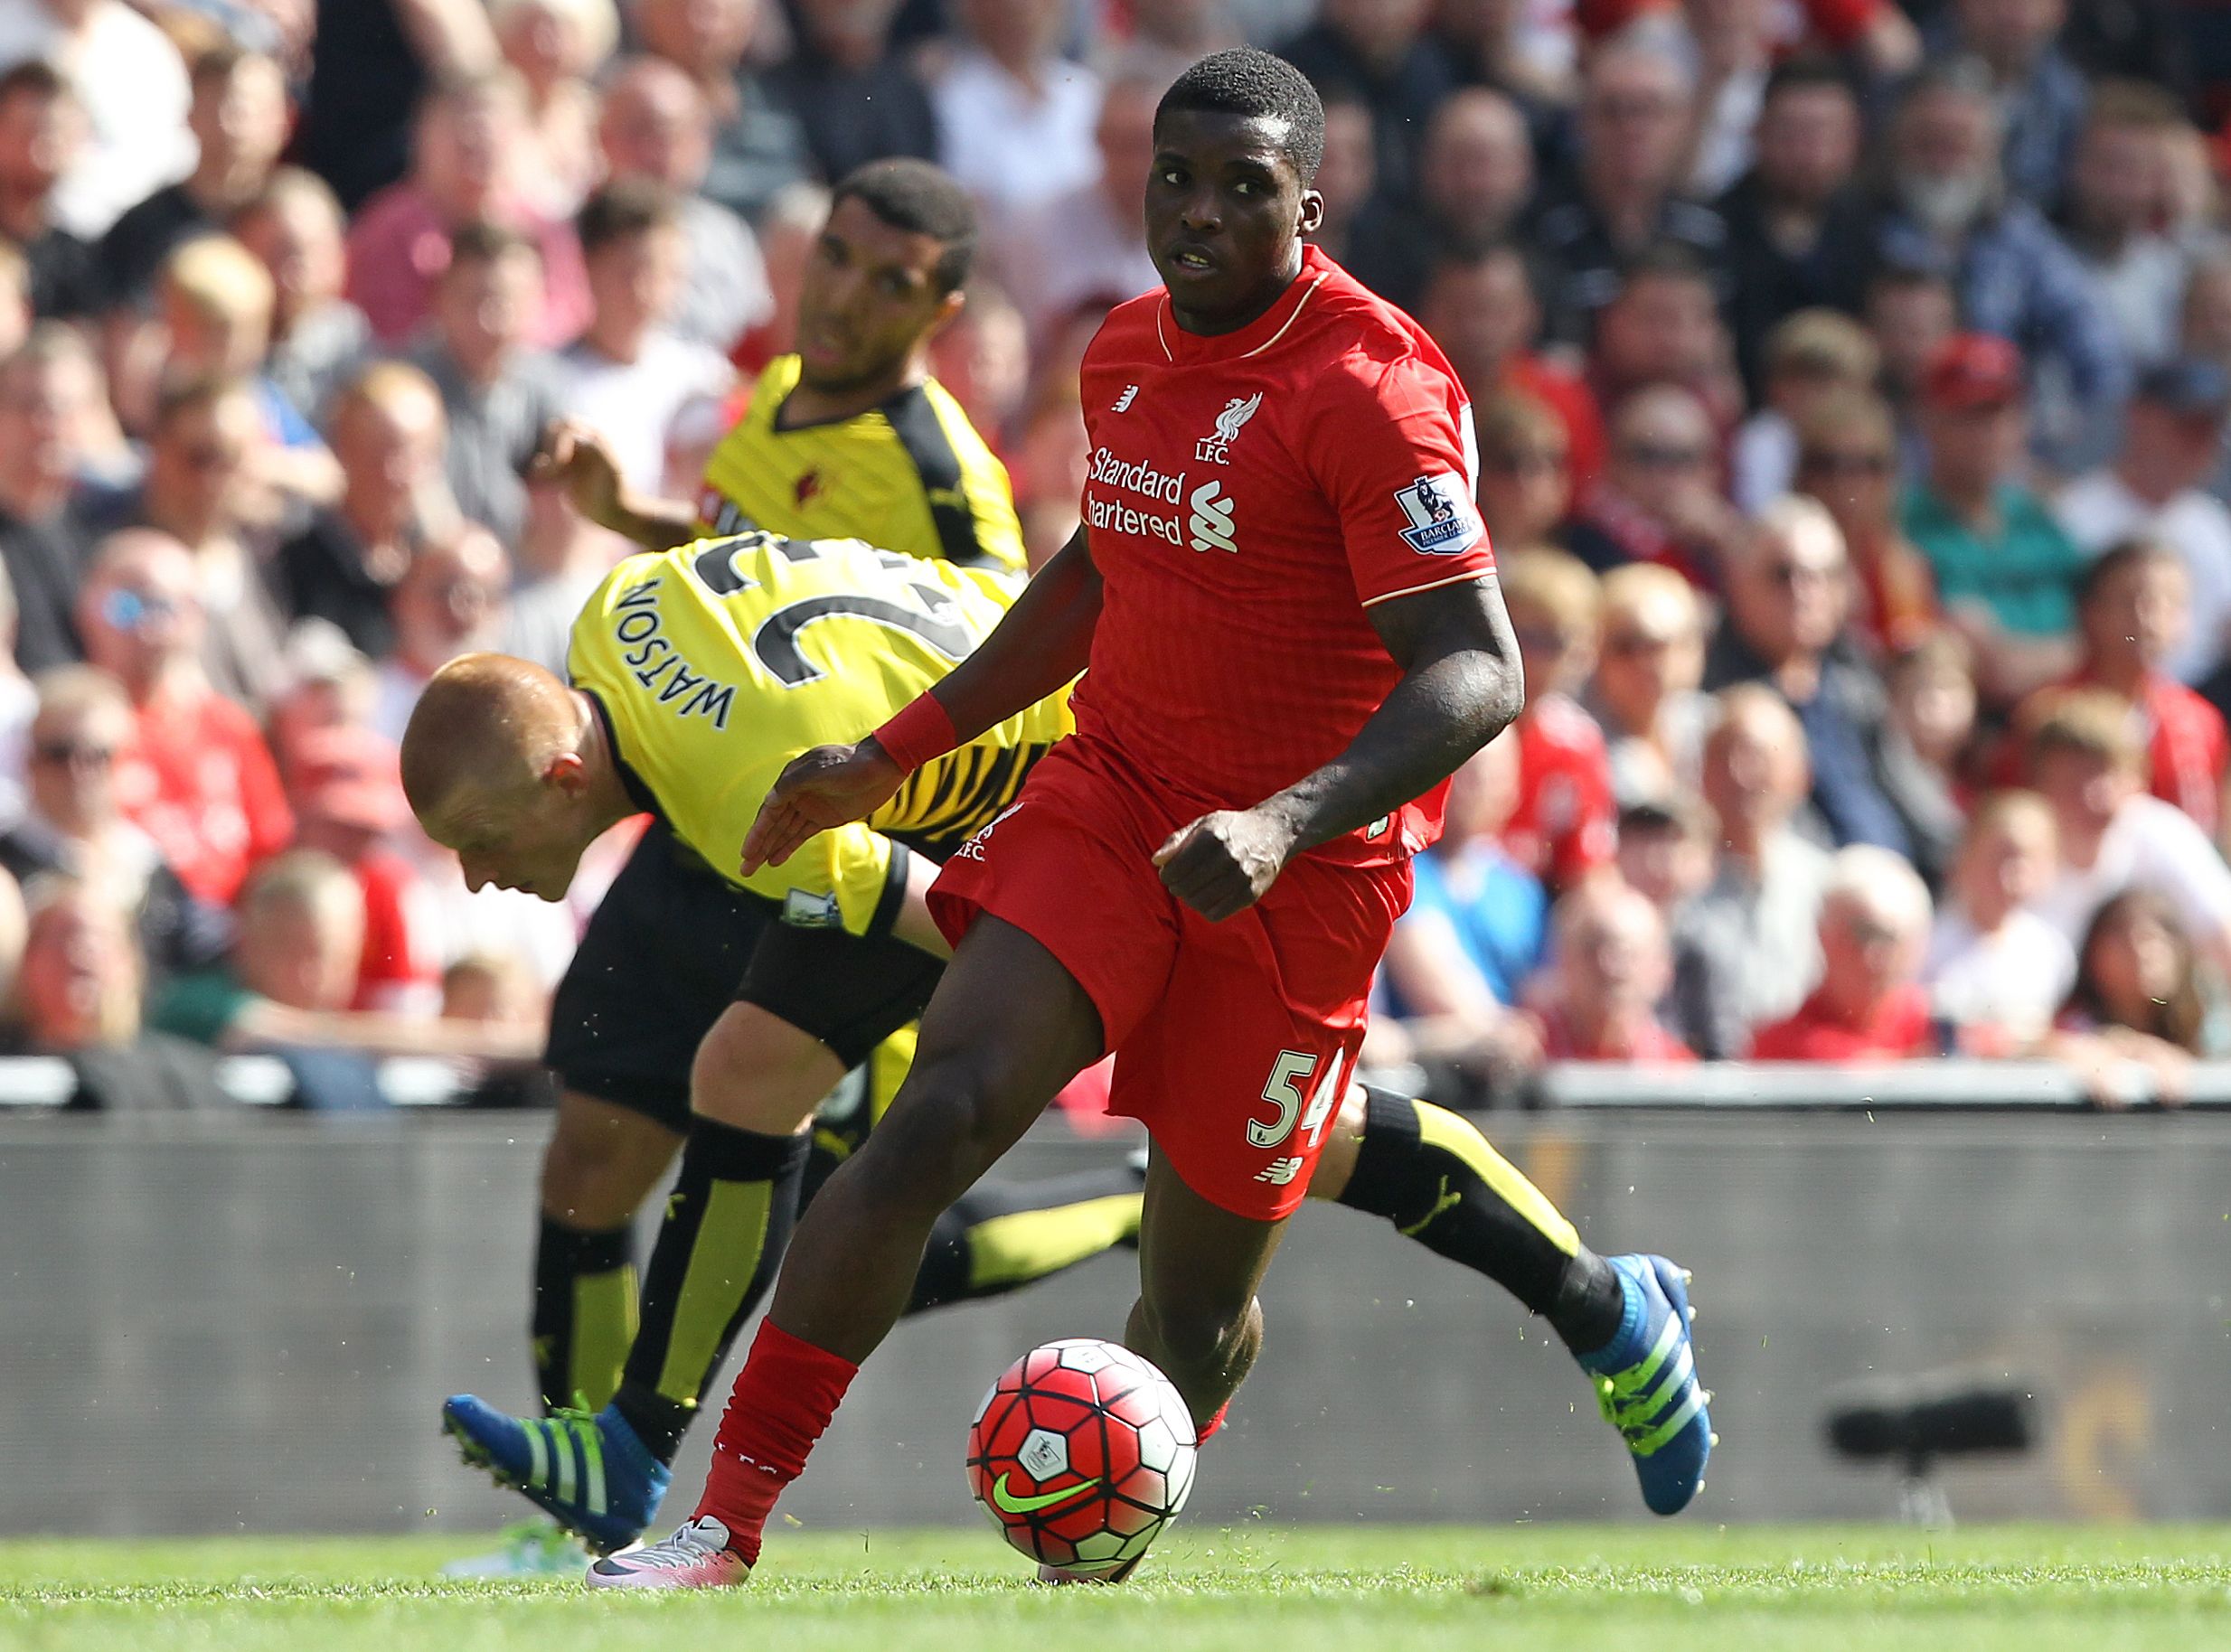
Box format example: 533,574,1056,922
590,51,1712,1589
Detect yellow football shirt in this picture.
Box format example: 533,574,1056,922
569,532,1071,936
693,356,1027,577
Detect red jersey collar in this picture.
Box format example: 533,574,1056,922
1153,242,1332,366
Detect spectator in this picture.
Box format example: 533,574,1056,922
1415,242,1605,488
550,181,735,496
1532,877,1694,1061
1378,733,1549,1083
2056,361,2231,688
1564,384,1745,588
76,529,291,907
369,523,511,742
1616,793,1743,1060
0,326,97,671
1731,309,1878,515
2037,540,2229,835
728,181,831,377
1105,0,1244,89
1345,86,1533,310
0,663,222,980
0,0,192,240
768,0,938,184
0,559,30,819
232,169,374,430
1716,56,1872,395
1925,788,2074,1054
1279,0,1456,201
405,221,562,549
99,42,289,314
2025,687,2231,980
0,61,104,322
345,70,591,350
1864,63,2125,471
275,726,442,1015
1495,547,1618,894
148,848,537,1103
1903,333,2085,702
297,0,499,215
929,283,1031,460
1473,389,1576,553
994,74,1162,351
1861,261,1957,482
930,0,1102,224
1687,683,1833,1038
1590,559,1709,807
596,56,773,358
278,362,457,660
633,0,811,226
491,0,615,219
501,470,616,675
2047,888,2222,1102
1749,843,1936,1060
6,872,228,1110
1427,0,1575,108
1791,390,1939,656
1584,246,1739,436
1706,494,1918,858
1878,629,1977,882
2061,80,2192,370
1532,41,1727,344
124,376,292,710
1929,0,2087,208
1304,86,1378,269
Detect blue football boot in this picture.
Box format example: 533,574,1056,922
441,1395,669,1554
1577,1254,1716,1516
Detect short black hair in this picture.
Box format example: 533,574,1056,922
1426,233,1539,298
830,158,979,295
2078,535,2179,609
1761,54,1857,108
1155,48,1326,183
1614,239,1713,294
576,178,681,257
447,218,539,273
0,59,68,110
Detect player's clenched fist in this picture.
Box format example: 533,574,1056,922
742,740,907,872
1152,807,1297,922
531,419,628,530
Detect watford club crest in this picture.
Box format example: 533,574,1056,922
794,468,825,507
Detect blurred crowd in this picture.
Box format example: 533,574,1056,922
0,0,2228,1107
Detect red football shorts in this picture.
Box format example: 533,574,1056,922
928,738,1411,1220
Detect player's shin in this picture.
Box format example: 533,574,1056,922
1329,1084,1624,1354
532,1218,638,1413
609,1120,811,1463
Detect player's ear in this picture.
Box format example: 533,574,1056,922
1295,189,1325,237
543,751,590,795
928,285,966,336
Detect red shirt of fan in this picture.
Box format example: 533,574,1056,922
1748,982,1935,1063
1074,243,1497,867
1500,692,1618,893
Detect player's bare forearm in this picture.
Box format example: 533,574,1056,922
606,493,703,551
1154,577,1523,921
890,525,1101,750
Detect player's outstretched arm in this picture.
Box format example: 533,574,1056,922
1154,576,1525,921
742,528,1104,871
530,419,701,550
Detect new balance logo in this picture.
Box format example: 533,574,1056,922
1113,385,1138,412
1188,480,1237,554
1254,1156,1305,1187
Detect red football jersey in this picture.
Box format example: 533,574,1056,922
1074,244,1498,866
1499,692,1618,893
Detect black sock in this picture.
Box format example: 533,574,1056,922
904,1167,1146,1315
611,1121,810,1463
1337,1084,1624,1354
532,1218,636,1414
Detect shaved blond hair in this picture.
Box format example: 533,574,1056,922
400,652,581,821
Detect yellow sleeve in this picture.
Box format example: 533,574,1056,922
738,821,906,938
955,445,1028,576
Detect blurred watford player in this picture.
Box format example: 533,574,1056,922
461,160,1104,1572
414,532,1647,1554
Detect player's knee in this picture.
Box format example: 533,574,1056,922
851,1056,1018,1214
690,1005,842,1133
541,1123,646,1229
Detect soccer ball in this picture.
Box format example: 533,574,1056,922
965,1338,1199,1574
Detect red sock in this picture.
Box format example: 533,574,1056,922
1197,1402,1230,1444
694,1319,859,1565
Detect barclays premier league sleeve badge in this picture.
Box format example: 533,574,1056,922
1394,473,1483,554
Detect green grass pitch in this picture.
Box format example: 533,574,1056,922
6,1526,2231,1652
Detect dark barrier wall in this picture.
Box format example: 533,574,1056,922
2,1112,2223,1536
